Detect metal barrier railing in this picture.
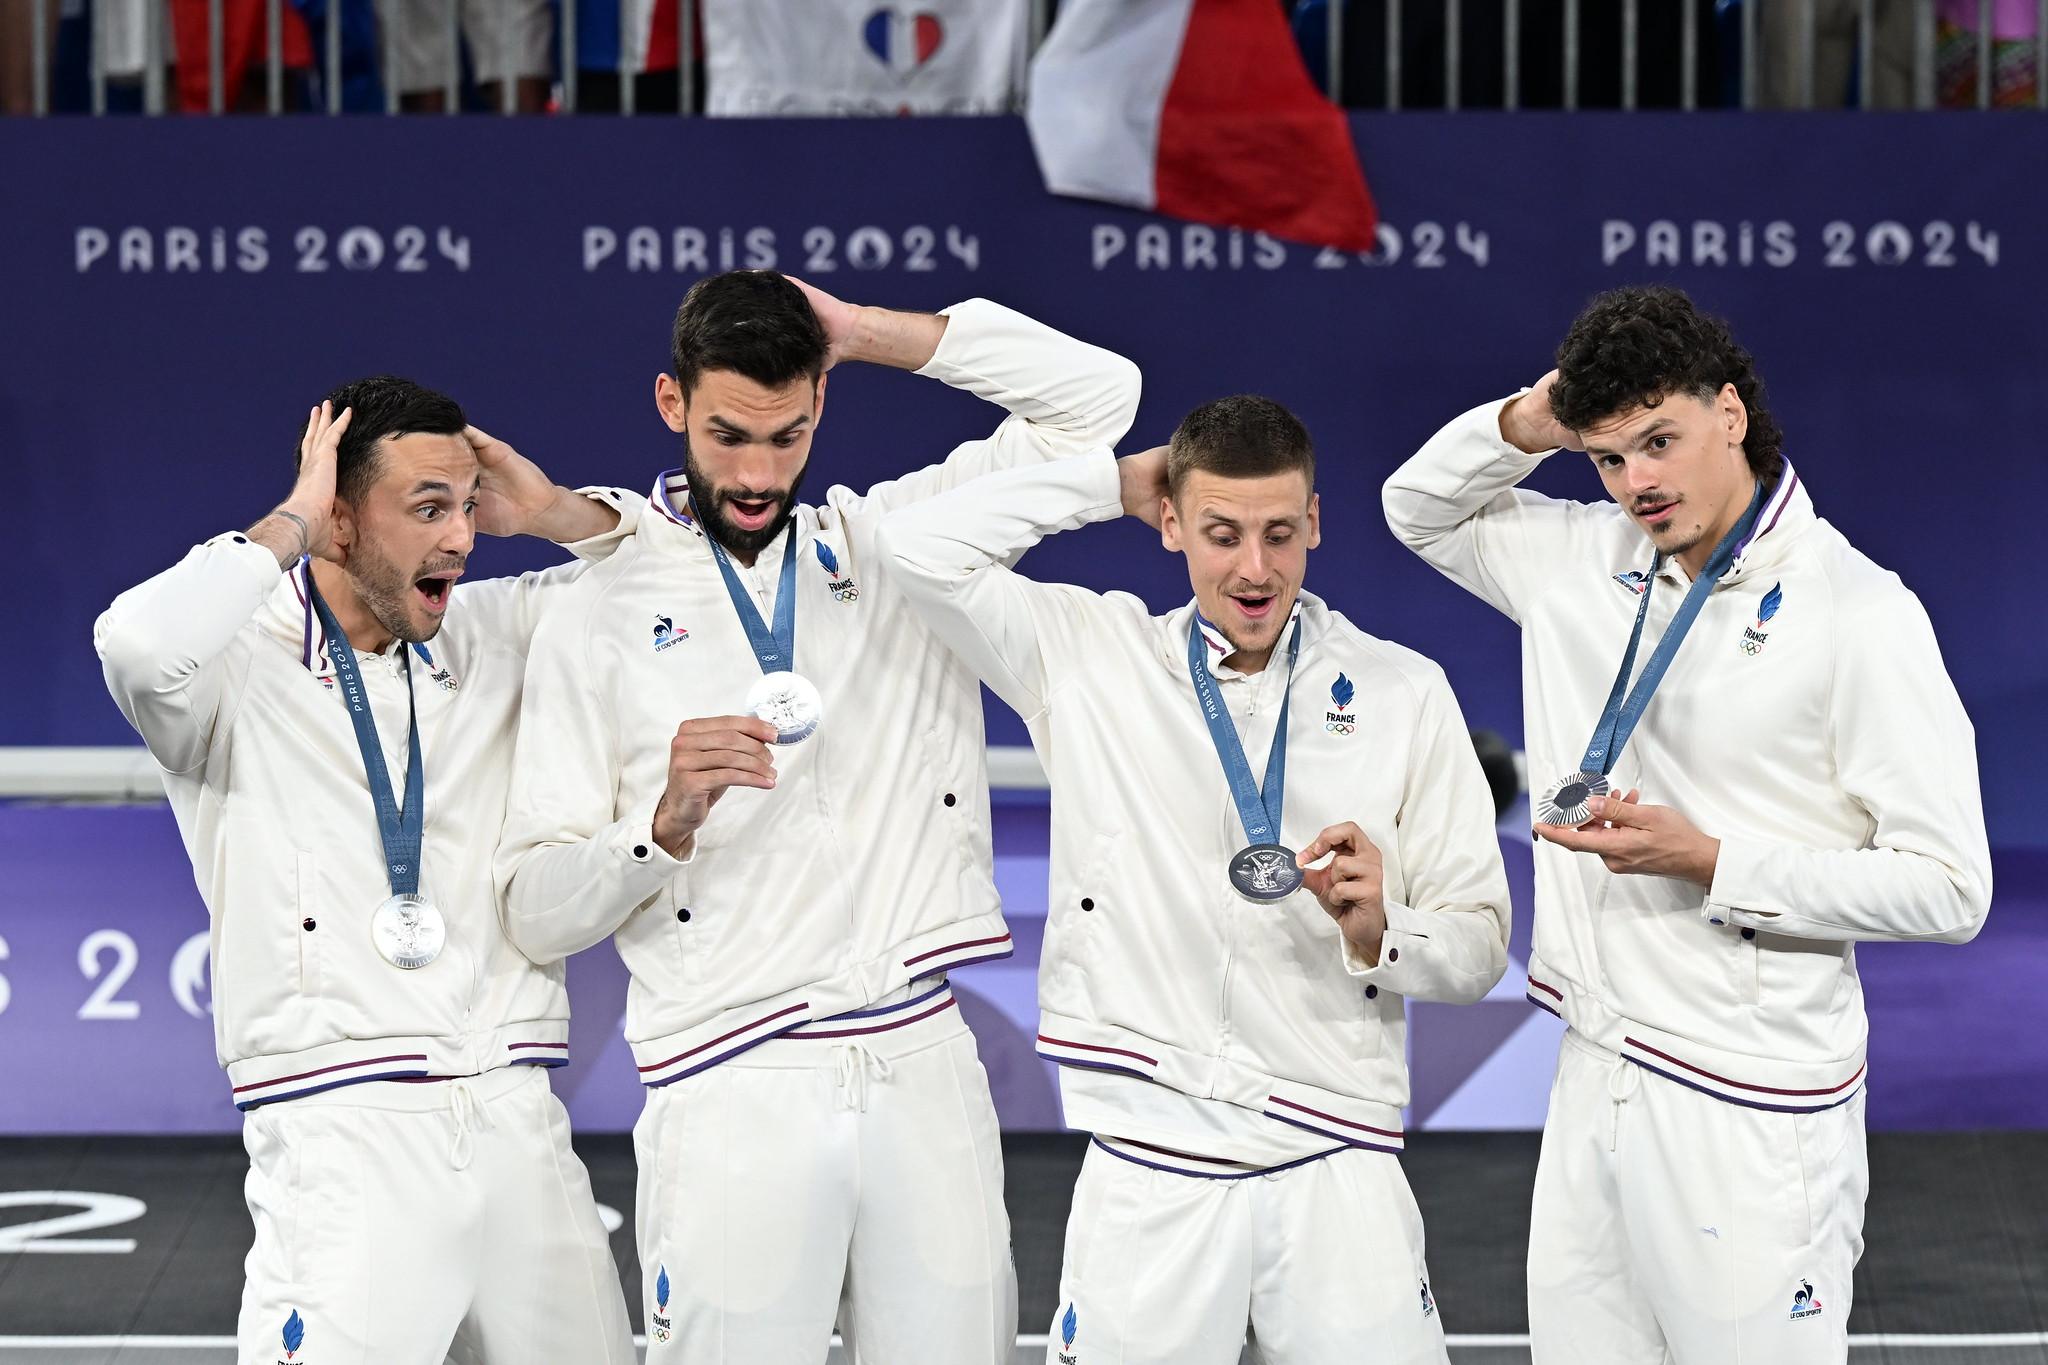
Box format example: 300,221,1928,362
10,0,2047,117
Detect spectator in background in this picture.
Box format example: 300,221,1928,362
1760,0,1918,107
574,0,687,113
374,0,552,112
169,0,315,111
1938,0,2041,106
0,0,61,114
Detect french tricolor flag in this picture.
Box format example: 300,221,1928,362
864,10,947,74
1026,0,1377,252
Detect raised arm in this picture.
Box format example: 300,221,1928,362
1382,371,1604,623
440,423,643,651
1707,591,1991,945
96,402,350,773
877,447,1157,721
837,287,1141,518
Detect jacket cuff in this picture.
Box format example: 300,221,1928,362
1340,898,1428,986
562,487,645,558
1703,834,1777,927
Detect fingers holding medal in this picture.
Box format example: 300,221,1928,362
651,714,782,857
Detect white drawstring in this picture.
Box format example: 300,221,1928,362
834,1043,893,1113
1606,1057,1641,1153
447,1080,491,1170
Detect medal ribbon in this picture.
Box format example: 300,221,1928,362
307,570,424,897
1186,613,1301,848
707,524,799,675
1576,478,1770,778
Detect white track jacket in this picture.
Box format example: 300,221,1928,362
493,299,1141,1088
877,451,1510,1158
1385,397,1991,1111
95,494,639,1108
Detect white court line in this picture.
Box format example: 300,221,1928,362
4,1334,2047,1350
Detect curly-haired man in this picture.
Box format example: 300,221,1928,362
1384,285,1990,1365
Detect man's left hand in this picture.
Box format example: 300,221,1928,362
1534,792,1720,887
466,424,616,543
1298,821,1388,963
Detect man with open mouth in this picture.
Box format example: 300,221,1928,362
495,269,1141,1364
878,395,1511,1365
1386,284,1990,1365
96,380,641,1363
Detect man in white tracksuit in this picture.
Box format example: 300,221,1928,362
1384,285,1992,1364
494,270,1140,1364
877,394,1511,1365
96,385,638,1364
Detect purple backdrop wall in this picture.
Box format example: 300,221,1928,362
3,113,2042,1132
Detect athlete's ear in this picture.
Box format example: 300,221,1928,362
810,372,828,432
1306,492,1321,551
1719,381,1748,449
656,374,688,434
1160,492,1184,553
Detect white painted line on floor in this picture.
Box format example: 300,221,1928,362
3,1333,2046,1351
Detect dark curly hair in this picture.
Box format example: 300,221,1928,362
1549,286,1784,485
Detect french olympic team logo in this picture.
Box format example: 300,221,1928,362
1325,672,1358,735
815,540,860,602
651,1264,674,1342
277,1309,305,1362
1056,1302,1079,1363
1741,582,1784,656
863,9,945,73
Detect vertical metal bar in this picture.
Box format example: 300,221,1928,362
1681,0,1698,109
2038,0,2047,109
444,0,459,113
1504,0,1519,108
679,0,695,115
500,0,514,112
90,0,106,115
1915,0,1936,107
1800,0,1818,106
1741,0,1758,108
1622,0,1637,109
326,0,341,114
144,0,168,113
1563,0,1579,110
1858,0,1874,106
1445,0,1460,108
563,0,578,112
1385,0,1400,110
384,0,400,113
618,0,635,116
267,0,284,113
208,0,225,113
1030,0,1049,52
1326,0,1343,103
30,0,50,115
1976,0,1992,107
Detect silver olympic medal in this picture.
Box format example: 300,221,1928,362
1229,843,1304,902
1535,770,1611,827
371,893,446,970
745,670,823,745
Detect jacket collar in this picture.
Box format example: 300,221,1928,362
1171,593,1321,680
1653,461,1812,586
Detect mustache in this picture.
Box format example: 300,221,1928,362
416,557,466,578
1631,495,1678,514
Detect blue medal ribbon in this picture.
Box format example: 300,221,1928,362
1575,477,1770,778
707,524,799,675
306,572,424,897
1186,614,1301,848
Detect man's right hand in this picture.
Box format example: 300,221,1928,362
1498,370,1585,456
250,401,350,568
650,715,782,858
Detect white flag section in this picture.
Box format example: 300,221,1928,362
703,0,1027,116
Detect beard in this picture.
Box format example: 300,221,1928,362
348,538,452,645
682,441,810,560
